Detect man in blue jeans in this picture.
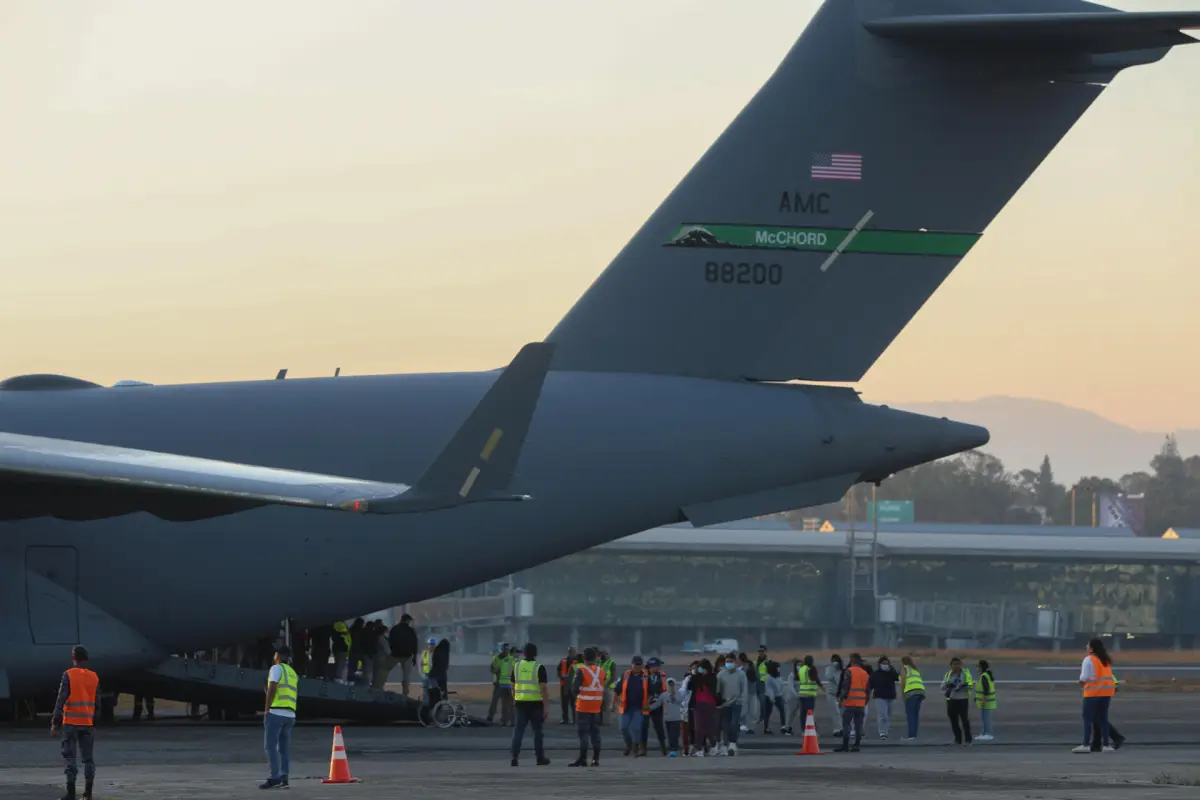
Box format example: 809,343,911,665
261,644,299,790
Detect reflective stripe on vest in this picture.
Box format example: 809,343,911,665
619,670,651,715
575,665,605,713
1083,655,1116,698
421,650,432,675
796,665,818,697
975,673,997,709
64,668,99,727
271,664,299,712
843,666,869,708
514,660,542,702
903,667,925,695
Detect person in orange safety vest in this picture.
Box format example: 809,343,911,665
567,647,606,767
612,656,651,756
834,652,870,753
51,644,99,800
1074,637,1117,753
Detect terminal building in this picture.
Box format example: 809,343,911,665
406,520,1200,655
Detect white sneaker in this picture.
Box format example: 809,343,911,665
716,745,728,757
739,725,750,733
1072,745,1091,754
1102,746,1116,753
728,743,738,756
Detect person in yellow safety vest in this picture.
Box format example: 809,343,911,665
786,655,821,735
488,644,515,726
332,621,352,684
1074,637,1116,753
598,649,617,726
261,644,298,790
941,657,975,746
974,659,997,741
509,642,550,766
900,655,926,741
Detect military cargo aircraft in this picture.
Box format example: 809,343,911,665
3,0,1198,699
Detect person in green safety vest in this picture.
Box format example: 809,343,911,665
974,659,997,741
509,642,550,767
598,648,617,726
785,655,822,736
900,655,926,741
261,644,298,790
488,644,515,726
941,657,975,746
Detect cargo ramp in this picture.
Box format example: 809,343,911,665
115,657,422,722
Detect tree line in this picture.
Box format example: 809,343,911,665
787,436,1200,537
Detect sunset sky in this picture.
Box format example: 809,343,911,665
1,0,1197,431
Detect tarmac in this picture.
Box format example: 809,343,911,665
1,690,1197,799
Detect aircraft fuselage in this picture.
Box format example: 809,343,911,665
0,370,985,695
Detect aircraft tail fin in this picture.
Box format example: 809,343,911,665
545,0,1198,383
377,342,554,512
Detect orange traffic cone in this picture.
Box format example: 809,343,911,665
321,725,361,784
796,710,823,755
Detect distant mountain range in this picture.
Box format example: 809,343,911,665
893,396,1200,485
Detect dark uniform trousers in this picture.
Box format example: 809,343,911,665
62,725,96,782
577,711,601,758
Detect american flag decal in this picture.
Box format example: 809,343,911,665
811,152,862,181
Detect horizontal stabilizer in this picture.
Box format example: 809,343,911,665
681,473,860,527
865,11,1200,53
0,342,555,522
374,341,555,512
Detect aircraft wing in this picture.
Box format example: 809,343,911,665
0,342,554,522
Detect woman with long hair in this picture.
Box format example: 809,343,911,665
975,660,997,741
1075,638,1116,753
900,655,926,740
688,659,719,756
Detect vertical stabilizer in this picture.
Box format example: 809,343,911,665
546,0,1198,382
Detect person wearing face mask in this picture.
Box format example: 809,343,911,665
867,656,900,740
824,654,845,737
687,660,719,756
717,656,747,755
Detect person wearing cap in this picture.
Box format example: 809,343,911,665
641,657,669,755
51,644,98,800
261,644,299,790
612,656,651,756
653,675,685,756
387,613,419,697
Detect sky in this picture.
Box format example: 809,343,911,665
1,0,1198,432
